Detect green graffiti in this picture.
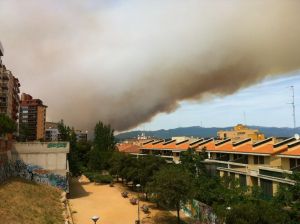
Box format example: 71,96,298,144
47,143,67,148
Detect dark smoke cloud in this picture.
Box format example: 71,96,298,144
0,0,300,131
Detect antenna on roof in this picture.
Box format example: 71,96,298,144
289,86,296,131
295,134,300,141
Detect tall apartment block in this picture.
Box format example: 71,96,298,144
0,41,20,164
0,41,20,121
19,93,47,141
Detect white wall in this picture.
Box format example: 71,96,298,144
11,142,69,176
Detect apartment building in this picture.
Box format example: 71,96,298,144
0,42,20,121
198,137,299,197
140,138,205,163
45,122,60,141
0,41,20,164
19,93,47,141
218,124,265,141
75,130,88,142
136,135,300,198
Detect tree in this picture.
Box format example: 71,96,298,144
93,121,115,151
273,172,300,223
225,200,291,224
88,121,116,171
180,148,207,176
0,114,16,137
57,120,82,175
147,165,193,224
137,156,166,196
18,123,31,141
57,120,71,141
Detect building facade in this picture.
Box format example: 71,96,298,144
136,136,300,198
217,124,265,142
75,130,88,142
19,93,47,141
0,41,20,164
11,141,70,191
0,42,20,121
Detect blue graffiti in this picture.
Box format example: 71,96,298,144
0,160,68,191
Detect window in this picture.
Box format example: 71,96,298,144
239,174,247,187
260,179,273,199
290,159,300,170
254,156,265,164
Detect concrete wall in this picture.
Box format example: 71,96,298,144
281,158,290,170
11,142,69,176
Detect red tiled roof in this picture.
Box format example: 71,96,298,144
117,143,141,153
280,141,300,157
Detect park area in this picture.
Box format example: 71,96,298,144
69,176,192,224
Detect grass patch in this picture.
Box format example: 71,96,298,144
0,178,64,224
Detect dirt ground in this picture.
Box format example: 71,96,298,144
69,176,192,224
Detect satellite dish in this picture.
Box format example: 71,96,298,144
295,134,300,140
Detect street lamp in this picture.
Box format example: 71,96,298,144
91,216,100,224
136,184,141,224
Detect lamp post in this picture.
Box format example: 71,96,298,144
91,216,99,224
136,184,141,224
224,207,231,224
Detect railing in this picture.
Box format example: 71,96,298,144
258,166,295,185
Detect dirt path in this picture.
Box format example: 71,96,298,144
69,177,192,224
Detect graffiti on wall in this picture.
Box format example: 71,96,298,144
47,142,67,148
0,160,68,191
182,199,217,224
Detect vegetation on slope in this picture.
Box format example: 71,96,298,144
0,178,64,224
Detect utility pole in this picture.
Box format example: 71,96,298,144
290,86,296,131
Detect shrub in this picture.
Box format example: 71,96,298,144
94,174,113,184
84,172,113,184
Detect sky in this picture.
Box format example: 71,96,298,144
0,0,300,132
132,74,300,131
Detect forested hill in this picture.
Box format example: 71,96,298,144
116,126,300,140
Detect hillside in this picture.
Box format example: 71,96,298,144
0,178,64,224
116,126,300,140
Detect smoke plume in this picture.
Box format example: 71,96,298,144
0,0,300,131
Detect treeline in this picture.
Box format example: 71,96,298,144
65,120,300,224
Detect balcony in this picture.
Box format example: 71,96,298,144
258,166,295,185
0,102,7,107
205,159,248,174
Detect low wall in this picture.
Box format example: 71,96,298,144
12,142,69,176
0,141,70,191
0,160,68,191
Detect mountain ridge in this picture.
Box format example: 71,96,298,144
116,126,300,140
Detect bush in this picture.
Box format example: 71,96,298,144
84,172,96,182
94,174,113,184
84,172,113,184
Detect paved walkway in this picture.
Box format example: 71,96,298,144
69,177,193,224
69,177,151,224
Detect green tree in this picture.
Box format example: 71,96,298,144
18,123,31,141
147,165,193,224
93,121,115,151
88,121,116,171
57,120,71,141
0,114,16,136
225,200,291,224
180,148,207,176
273,172,300,223
57,120,82,175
